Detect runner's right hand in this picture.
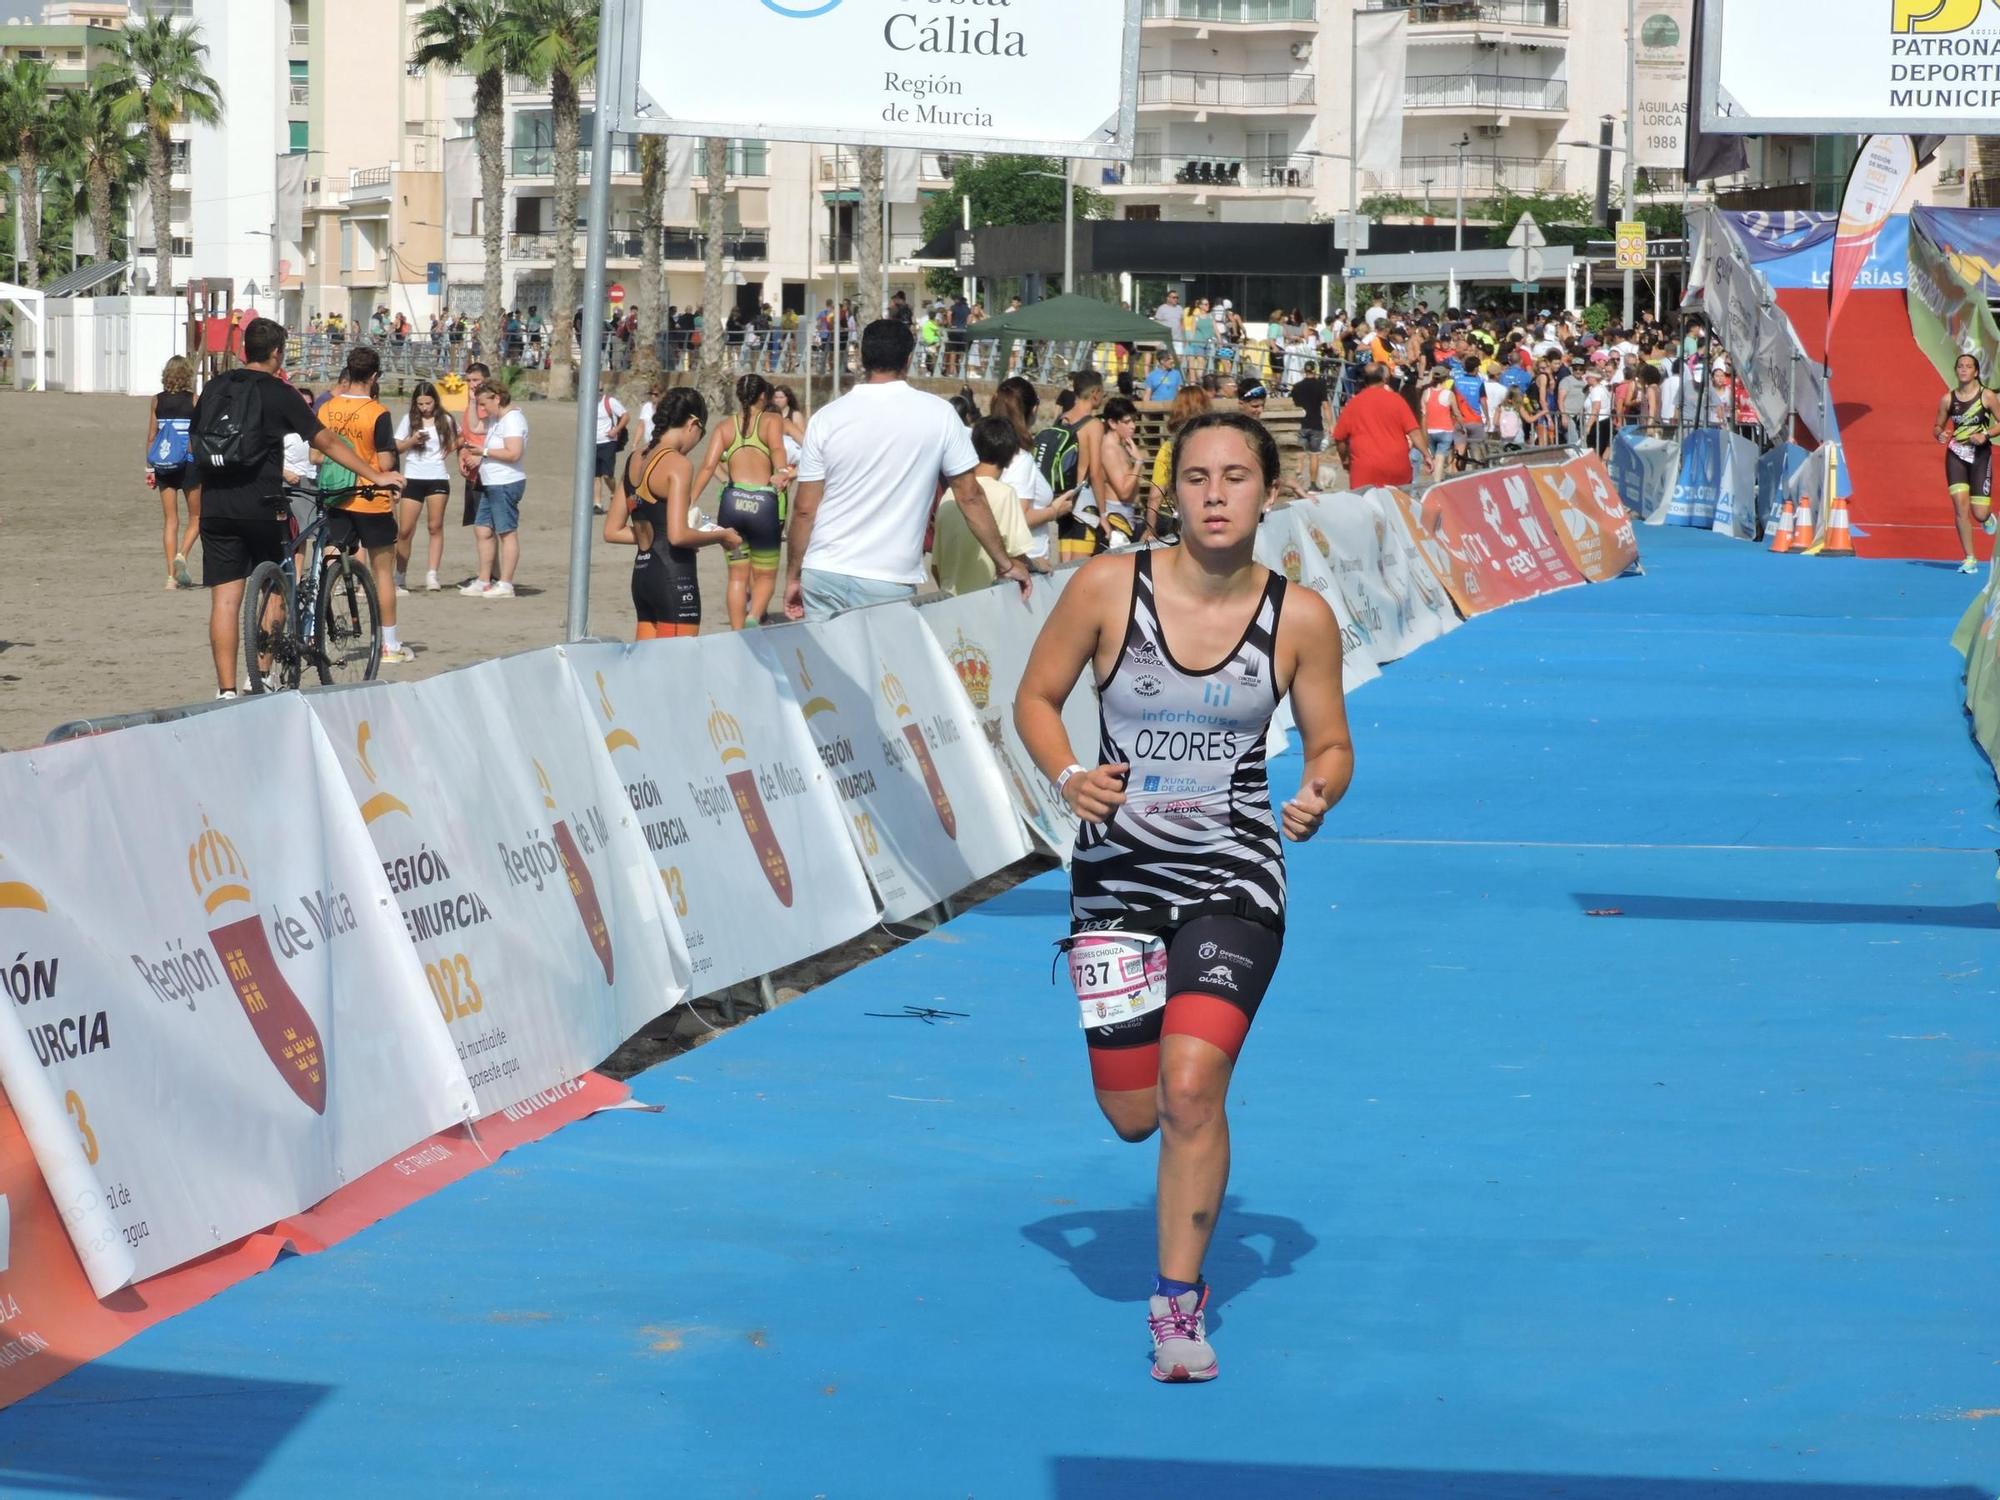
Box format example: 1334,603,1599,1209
1062,762,1129,824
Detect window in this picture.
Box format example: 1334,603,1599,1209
288,121,308,153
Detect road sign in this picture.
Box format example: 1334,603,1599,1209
607,282,626,306
1507,245,1545,284
1334,213,1370,252
1509,282,1542,294
1615,221,1648,271
1342,266,1368,280
1507,213,1547,250
426,261,444,295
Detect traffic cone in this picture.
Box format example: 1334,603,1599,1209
1818,500,1855,557
1768,498,1796,554
1792,494,1816,554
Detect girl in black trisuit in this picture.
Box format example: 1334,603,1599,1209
1933,351,2000,574
603,389,741,640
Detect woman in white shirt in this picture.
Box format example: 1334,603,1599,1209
463,383,527,597
992,377,1070,570
394,380,457,592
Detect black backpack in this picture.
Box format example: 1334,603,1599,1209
193,372,276,475
1032,421,1079,495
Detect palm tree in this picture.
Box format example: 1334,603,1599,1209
633,134,664,383
0,59,54,282
105,15,221,296
413,0,516,342
51,74,145,268
857,146,884,318
698,136,728,409
501,0,597,398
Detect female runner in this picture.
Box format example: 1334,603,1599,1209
1015,412,1354,1384
691,372,794,627
1933,352,2000,573
604,389,740,640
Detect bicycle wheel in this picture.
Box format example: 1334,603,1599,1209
314,553,381,685
240,561,298,695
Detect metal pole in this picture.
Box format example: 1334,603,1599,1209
1622,0,1638,328
881,171,890,315
1346,9,1359,319
831,145,842,398
1454,136,1466,254
1062,156,1074,293
564,0,621,643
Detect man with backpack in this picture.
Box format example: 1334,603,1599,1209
191,317,405,699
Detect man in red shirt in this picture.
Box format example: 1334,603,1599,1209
1332,363,1426,490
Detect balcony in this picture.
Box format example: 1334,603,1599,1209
1141,0,1316,23
288,82,309,107
508,223,654,261
1404,74,1568,113
1363,1,1568,28
1110,153,1315,190
665,229,773,262
1361,153,1567,199
1138,70,1315,111
816,151,954,184
507,143,641,177
345,166,393,201
817,232,928,264
288,23,308,46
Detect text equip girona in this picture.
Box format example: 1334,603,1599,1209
885,0,1028,57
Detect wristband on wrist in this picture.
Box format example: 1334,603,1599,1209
1056,763,1086,794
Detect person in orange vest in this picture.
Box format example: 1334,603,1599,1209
316,346,412,661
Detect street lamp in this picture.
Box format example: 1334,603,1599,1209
1453,133,1470,254
1022,164,1073,295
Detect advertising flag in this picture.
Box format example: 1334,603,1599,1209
1829,134,1917,340
1906,203,2000,391
1352,10,1409,178
1634,0,1695,172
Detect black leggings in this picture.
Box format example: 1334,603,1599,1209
1946,445,1993,500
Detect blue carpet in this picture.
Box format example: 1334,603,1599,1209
3,529,1993,1499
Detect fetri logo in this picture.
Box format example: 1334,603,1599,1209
762,0,843,15
189,815,326,1114
1894,0,1985,33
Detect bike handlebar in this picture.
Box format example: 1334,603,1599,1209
279,482,400,504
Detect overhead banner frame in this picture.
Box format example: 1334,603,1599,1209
1700,0,2000,135
606,0,1143,159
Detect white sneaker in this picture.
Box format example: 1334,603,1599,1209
482,580,516,598
459,579,492,596
216,689,237,700
1960,556,1980,575
394,575,410,596
425,570,441,591
380,644,417,664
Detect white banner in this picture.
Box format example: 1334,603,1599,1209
885,147,923,206
442,136,478,238
277,151,308,244
1352,10,1408,178
762,606,1031,923
307,650,688,1117
561,636,878,997
623,0,1140,159
1633,0,1695,171
1253,508,1382,695
663,136,696,224
1301,491,1461,663
917,576,1095,859
1706,0,2000,132
0,695,476,1290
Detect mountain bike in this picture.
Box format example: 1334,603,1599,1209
242,483,390,693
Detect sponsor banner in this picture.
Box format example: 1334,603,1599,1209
0,694,476,1289
763,605,1031,923
308,650,687,1118
1382,467,1588,617
0,1070,625,1410
1667,426,1761,536
562,636,878,996
1530,454,1643,582
1756,442,1812,534
1298,491,1460,664
917,577,1093,859
623,0,1139,160
1635,2,1697,170
1723,211,1909,293
1907,203,2000,390
1830,135,1918,337
1708,0,2000,134
1960,561,2000,772
1254,508,1382,694
1610,428,1683,522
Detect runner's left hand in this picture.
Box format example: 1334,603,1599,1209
1282,777,1329,842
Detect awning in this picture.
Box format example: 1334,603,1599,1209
39,260,126,298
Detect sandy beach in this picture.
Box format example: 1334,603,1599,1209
0,390,739,749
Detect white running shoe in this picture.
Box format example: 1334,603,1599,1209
1960,556,1980,575
1984,513,1998,537
482,580,516,598
380,644,417,664
394,575,410,596
215,689,238,700
1147,1285,1218,1383
459,579,492,596
425,570,441,591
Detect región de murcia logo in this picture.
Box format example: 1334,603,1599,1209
534,759,615,986
190,816,326,1114
708,699,795,907
881,666,957,839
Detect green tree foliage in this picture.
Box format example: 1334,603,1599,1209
105,16,222,295
413,0,520,330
